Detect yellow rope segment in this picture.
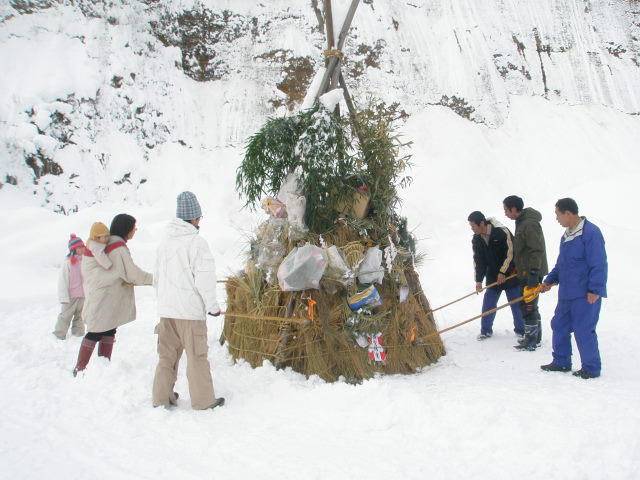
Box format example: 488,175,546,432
323,49,344,59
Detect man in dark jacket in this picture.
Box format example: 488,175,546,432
468,211,524,340
503,195,549,351
540,198,607,379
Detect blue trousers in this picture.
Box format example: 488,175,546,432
551,297,602,375
480,286,525,335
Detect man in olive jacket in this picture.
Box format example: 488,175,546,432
503,195,548,351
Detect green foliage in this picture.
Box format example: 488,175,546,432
236,98,417,243
294,108,356,230
352,100,413,233
237,110,311,208
237,105,356,231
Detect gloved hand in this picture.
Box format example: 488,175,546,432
208,311,221,317
526,269,540,288
523,285,540,303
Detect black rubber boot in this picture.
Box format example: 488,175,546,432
515,324,539,351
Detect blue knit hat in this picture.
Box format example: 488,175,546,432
176,191,202,220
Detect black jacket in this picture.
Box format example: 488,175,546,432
471,219,519,291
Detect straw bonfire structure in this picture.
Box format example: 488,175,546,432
222,0,445,382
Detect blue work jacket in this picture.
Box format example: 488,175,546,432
545,219,608,300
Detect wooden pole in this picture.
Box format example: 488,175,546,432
425,273,518,316
323,0,335,51
275,295,298,367
311,0,325,34
314,0,360,102
336,0,360,51
413,295,525,344
413,284,546,345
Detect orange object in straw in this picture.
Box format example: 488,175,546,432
307,296,317,322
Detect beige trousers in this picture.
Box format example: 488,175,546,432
53,298,85,339
152,318,216,410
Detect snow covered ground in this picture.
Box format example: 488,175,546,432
2,0,640,477
1,95,639,479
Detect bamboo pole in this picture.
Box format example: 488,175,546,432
311,0,325,34
415,296,522,344
413,285,544,345
314,0,360,102
275,295,298,367
323,0,335,51
425,273,518,316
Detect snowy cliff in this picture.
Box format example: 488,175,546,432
1,0,639,212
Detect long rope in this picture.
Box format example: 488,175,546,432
221,311,308,325
221,274,518,325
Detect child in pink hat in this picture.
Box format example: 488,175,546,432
53,234,86,339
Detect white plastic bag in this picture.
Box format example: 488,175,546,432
277,243,328,291
277,171,307,231
357,246,383,284
324,245,352,285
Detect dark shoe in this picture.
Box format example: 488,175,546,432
540,362,570,372
208,397,225,410
572,369,600,379
477,333,492,341
153,392,180,409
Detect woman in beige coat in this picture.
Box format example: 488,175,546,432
73,214,152,376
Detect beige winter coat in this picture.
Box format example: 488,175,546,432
82,235,153,333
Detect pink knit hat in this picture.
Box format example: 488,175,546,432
68,234,85,252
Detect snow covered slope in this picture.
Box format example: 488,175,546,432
1,2,640,479
1,0,639,211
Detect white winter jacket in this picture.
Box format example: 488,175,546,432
154,218,220,320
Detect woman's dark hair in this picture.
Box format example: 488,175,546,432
467,211,486,225
110,214,136,240
503,195,524,212
555,198,579,215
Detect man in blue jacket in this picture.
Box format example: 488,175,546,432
540,198,608,379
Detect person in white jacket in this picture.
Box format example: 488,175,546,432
152,191,225,410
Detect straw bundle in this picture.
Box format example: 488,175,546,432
222,224,445,383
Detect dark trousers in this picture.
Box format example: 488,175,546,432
85,329,117,342
480,286,525,335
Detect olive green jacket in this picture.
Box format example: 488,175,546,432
513,207,548,281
